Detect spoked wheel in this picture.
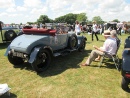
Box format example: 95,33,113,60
4,30,17,41
32,49,51,73
78,39,86,52
8,54,24,65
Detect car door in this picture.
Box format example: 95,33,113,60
58,34,68,48
49,34,67,50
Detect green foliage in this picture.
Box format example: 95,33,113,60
27,22,34,25
25,13,126,25
76,13,87,23
112,19,120,23
55,13,77,24
87,20,92,25
37,15,52,24
20,23,22,25
55,13,87,25
92,16,104,24
11,23,15,25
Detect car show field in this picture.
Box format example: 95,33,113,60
0,33,130,97
1,0,130,97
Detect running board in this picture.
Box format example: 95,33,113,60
53,49,77,57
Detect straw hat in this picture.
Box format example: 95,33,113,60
102,30,111,37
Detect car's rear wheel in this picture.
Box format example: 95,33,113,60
8,54,24,65
31,49,51,73
78,39,86,52
4,30,17,41
121,76,130,91
68,34,78,49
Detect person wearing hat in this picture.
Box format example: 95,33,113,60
81,30,117,66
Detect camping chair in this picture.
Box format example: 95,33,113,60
99,39,121,70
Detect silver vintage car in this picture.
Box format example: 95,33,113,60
5,23,87,73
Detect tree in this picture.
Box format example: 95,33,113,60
37,15,52,24
112,19,120,23
76,13,87,23
36,13,88,25
92,16,103,24
55,13,87,25
20,23,22,25
87,20,92,25
55,13,77,24
27,22,34,25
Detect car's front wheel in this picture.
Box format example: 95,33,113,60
121,76,130,92
31,49,52,73
8,54,24,65
78,39,86,52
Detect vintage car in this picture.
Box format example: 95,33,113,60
121,36,130,92
104,22,117,30
5,23,87,73
0,22,20,43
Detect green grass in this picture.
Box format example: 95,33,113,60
0,33,130,98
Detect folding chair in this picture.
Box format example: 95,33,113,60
99,39,121,70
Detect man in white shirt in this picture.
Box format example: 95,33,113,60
92,21,99,41
81,30,117,66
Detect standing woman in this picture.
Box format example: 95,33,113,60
75,20,81,35
92,21,99,41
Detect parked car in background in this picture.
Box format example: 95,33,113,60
104,22,117,30
5,23,87,73
121,36,130,92
0,22,20,43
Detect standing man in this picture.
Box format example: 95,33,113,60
92,21,99,41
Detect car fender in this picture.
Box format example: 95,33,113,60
77,35,87,48
4,45,10,56
9,34,50,54
28,46,53,64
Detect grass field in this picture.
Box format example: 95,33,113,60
0,33,130,98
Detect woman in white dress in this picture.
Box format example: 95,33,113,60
75,20,81,35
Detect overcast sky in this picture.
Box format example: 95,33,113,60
0,0,130,24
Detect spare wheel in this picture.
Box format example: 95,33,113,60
68,34,78,49
4,30,17,41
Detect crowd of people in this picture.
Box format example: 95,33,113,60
73,20,129,37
